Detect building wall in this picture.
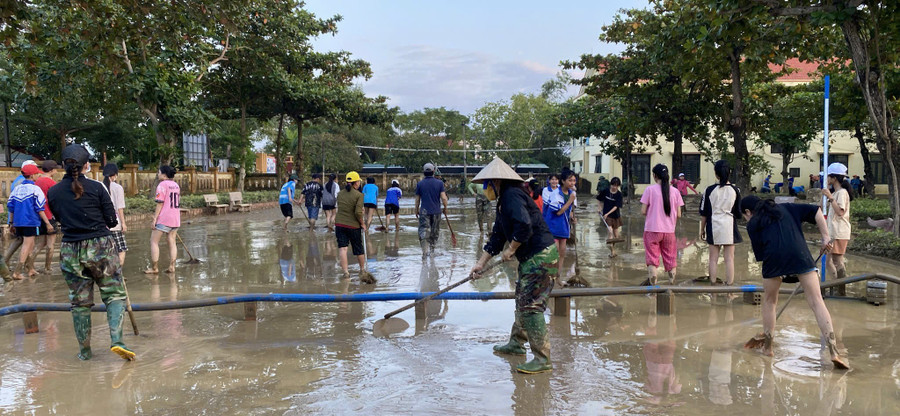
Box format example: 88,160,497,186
569,130,887,195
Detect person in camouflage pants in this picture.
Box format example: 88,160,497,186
471,157,560,374
61,235,132,360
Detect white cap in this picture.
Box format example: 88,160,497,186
21,160,36,168
827,163,848,176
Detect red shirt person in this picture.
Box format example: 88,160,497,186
33,160,59,220
671,173,699,197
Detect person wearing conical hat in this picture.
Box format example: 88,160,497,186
470,157,558,374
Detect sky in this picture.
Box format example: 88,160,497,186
303,0,649,115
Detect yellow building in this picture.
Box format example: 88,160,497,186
569,59,888,195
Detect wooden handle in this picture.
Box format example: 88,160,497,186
383,259,502,319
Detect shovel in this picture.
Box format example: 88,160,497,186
176,233,202,264
443,210,458,247
375,208,387,232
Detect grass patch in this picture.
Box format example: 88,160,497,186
849,229,900,258
850,198,891,222
123,191,279,214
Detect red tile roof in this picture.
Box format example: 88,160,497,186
769,58,821,82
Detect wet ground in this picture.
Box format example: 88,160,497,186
1,196,899,415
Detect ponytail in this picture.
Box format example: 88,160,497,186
65,161,84,200
741,196,783,232
103,176,111,191
345,182,353,192
652,164,671,216
714,160,731,187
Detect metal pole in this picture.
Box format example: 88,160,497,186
462,123,467,185
822,75,830,282
3,101,11,167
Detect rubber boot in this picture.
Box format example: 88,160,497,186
106,300,136,360
420,240,428,259
835,268,847,296
516,311,552,374
72,306,93,360
825,332,849,369
0,260,11,282
493,312,527,356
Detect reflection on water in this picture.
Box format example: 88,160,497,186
0,198,899,414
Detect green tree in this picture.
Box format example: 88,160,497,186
471,93,562,169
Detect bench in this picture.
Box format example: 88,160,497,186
229,192,251,212
204,194,229,215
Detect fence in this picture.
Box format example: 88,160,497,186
0,165,275,199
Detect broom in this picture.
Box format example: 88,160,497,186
744,243,830,351
375,208,387,232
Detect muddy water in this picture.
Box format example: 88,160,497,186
1,196,899,415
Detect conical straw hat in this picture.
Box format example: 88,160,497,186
472,157,524,183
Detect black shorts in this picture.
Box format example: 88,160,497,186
364,203,377,209
14,226,40,237
335,226,364,256
280,203,293,218
385,204,399,215
322,204,336,211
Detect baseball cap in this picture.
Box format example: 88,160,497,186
346,171,361,182
423,163,435,173
61,144,91,166
21,164,40,176
289,174,300,181
21,160,37,168
41,160,58,172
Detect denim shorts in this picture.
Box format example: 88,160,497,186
155,224,178,233
307,206,320,220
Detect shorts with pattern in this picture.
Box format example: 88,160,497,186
111,230,128,253
644,231,677,271
60,235,126,307
515,245,559,313
335,226,364,256
418,211,440,244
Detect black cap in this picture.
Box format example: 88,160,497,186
41,160,58,172
102,163,119,177
61,144,90,166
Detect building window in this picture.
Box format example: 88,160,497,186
820,154,850,172
771,144,784,154
789,168,800,178
631,155,651,184
594,155,603,173
683,155,701,183
870,154,889,184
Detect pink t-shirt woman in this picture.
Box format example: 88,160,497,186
154,180,181,228
641,164,684,285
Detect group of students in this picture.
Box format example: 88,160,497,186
1,144,192,362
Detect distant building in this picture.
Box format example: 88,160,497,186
569,58,887,195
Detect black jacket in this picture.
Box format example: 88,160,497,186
48,175,118,242
484,186,555,263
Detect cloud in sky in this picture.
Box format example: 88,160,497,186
364,45,565,113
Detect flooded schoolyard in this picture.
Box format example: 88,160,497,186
1,196,899,415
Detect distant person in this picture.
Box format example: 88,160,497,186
279,239,296,282
299,173,324,229
761,174,772,193
7,162,54,279
415,163,448,257
102,164,128,268
4,160,39,266
850,175,861,196
468,178,491,233
144,165,180,274
671,173,699,197
33,160,60,274
362,177,379,230
641,164,683,285
823,163,853,296
322,173,340,230
384,180,402,231
278,174,300,230
335,171,374,283
699,160,742,285
596,175,610,195
524,177,543,213
597,177,624,258
48,144,134,361
739,195,848,369
542,171,576,274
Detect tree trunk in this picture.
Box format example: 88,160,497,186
841,16,900,235
855,125,876,197
294,116,304,177
236,103,248,193
671,129,684,183
622,135,635,202
727,49,751,194
275,113,285,183
59,132,67,159
781,154,790,192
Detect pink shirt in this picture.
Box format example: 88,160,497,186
155,180,181,228
671,178,696,196
640,183,684,233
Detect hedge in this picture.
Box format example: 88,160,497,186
849,198,891,222
849,229,900,259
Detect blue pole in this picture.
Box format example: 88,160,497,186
822,75,830,281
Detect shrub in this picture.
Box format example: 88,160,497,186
850,198,891,221
850,229,900,258
124,195,157,214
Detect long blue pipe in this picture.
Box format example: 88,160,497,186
2,273,895,317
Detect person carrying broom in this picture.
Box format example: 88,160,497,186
739,195,849,369
471,157,558,374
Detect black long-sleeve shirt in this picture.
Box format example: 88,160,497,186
484,186,555,263
48,175,118,242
